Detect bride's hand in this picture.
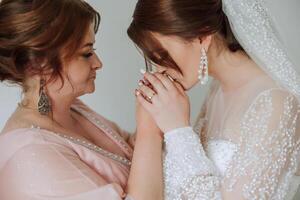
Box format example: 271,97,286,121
135,72,191,133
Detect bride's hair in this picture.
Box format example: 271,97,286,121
0,0,100,91
128,0,244,71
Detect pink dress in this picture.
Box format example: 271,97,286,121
0,100,134,200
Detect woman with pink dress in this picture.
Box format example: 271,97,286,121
0,0,163,199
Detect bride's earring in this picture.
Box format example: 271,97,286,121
38,79,51,115
198,47,209,85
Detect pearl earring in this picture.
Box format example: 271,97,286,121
198,47,208,85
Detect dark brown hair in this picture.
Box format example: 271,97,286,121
127,0,244,71
0,0,100,90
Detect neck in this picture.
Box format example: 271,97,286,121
208,47,264,92
50,95,76,127
21,86,77,129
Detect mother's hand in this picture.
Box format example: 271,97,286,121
135,72,191,133
135,98,162,137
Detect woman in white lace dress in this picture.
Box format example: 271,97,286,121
128,0,300,199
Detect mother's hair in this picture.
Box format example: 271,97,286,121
0,0,100,90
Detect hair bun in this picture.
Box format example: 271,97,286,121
0,0,100,89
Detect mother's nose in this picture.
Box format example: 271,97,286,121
93,54,103,70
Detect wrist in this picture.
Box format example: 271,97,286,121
136,131,163,145
136,126,163,139
164,126,193,136
163,122,191,134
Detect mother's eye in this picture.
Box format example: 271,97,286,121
82,52,93,58
82,48,96,58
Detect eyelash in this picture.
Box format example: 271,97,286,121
82,48,97,58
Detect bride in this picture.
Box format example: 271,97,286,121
129,0,300,199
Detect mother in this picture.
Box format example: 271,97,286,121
0,0,163,199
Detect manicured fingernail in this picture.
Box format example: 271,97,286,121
142,78,150,85
135,89,141,96
138,80,143,86
140,69,146,74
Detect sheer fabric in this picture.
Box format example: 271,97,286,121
163,75,300,200
0,100,134,200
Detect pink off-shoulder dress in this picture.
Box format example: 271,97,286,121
0,100,134,200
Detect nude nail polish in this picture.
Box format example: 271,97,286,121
140,69,146,74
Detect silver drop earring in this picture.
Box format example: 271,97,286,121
198,47,209,85
38,79,51,115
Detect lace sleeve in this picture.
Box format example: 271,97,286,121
220,88,300,199
163,127,221,200
164,89,300,200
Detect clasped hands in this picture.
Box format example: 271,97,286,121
135,69,191,136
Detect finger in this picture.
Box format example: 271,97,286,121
155,72,186,97
144,72,166,94
138,78,150,86
135,90,153,113
138,84,157,102
138,79,155,91
174,81,186,95
160,71,186,94
154,72,176,91
139,69,152,86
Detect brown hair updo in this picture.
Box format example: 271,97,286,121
127,0,244,71
0,0,100,90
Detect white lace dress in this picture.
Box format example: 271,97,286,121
163,75,300,200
